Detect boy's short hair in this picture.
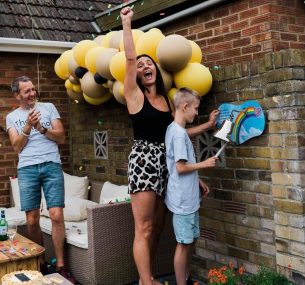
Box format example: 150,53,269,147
173,87,200,108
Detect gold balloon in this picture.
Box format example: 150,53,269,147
157,64,173,93
157,35,192,72
109,31,123,49
81,72,108,98
96,48,118,80
67,89,83,101
112,81,126,105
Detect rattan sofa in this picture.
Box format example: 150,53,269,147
18,181,176,285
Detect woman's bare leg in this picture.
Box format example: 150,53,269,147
131,191,162,285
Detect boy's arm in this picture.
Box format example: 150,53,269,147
187,109,219,137
176,156,218,174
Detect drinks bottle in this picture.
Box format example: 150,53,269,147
0,209,8,241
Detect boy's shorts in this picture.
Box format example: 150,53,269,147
173,211,200,244
18,162,64,212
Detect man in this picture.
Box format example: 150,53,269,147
6,76,75,283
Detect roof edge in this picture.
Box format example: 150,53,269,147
0,38,75,54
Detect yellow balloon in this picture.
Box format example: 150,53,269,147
157,35,192,72
65,79,73,90
136,30,165,62
80,72,108,98
112,81,126,105
109,51,126,82
72,84,82,93
173,63,212,96
83,93,113,105
189,40,202,63
58,50,74,79
101,31,115,48
119,29,144,51
85,46,106,74
54,58,67,80
73,40,98,68
167,87,177,102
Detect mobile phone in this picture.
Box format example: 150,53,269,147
15,273,31,282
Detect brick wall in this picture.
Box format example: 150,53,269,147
162,0,305,68
189,49,305,284
0,52,70,207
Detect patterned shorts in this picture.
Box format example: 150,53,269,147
128,140,168,196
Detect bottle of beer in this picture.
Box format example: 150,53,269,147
0,209,8,241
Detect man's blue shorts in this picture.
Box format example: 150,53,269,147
173,211,200,245
18,162,64,212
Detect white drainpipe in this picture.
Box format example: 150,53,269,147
0,37,75,54
139,0,227,31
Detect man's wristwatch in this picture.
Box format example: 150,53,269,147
41,127,48,134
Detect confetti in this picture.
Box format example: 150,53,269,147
141,1,144,5
79,166,83,170
98,120,102,125
74,100,79,104
107,4,112,8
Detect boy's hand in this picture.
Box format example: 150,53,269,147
208,109,220,128
199,180,210,197
203,156,218,168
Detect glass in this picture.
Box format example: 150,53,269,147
7,220,17,253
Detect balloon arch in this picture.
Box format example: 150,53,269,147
54,29,213,105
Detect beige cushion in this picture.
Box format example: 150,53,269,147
9,177,21,209
64,172,89,199
41,197,97,222
99,181,130,204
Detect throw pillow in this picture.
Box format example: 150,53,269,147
64,172,89,199
9,177,21,209
41,197,97,222
99,181,130,204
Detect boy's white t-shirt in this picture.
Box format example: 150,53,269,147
165,122,200,215
6,102,61,169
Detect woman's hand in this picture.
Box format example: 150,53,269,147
120,6,134,22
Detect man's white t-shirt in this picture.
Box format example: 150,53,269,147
6,102,61,169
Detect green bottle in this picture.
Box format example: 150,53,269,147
0,209,8,241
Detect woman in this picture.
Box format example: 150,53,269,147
121,6,219,285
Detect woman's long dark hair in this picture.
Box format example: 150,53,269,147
136,54,166,96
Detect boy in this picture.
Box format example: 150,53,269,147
165,87,218,285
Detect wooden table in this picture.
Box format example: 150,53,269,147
0,233,45,280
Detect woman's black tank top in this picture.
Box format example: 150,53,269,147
130,95,173,144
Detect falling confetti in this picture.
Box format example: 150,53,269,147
108,4,112,8
74,100,79,104
79,166,83,170
98,120,102,125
